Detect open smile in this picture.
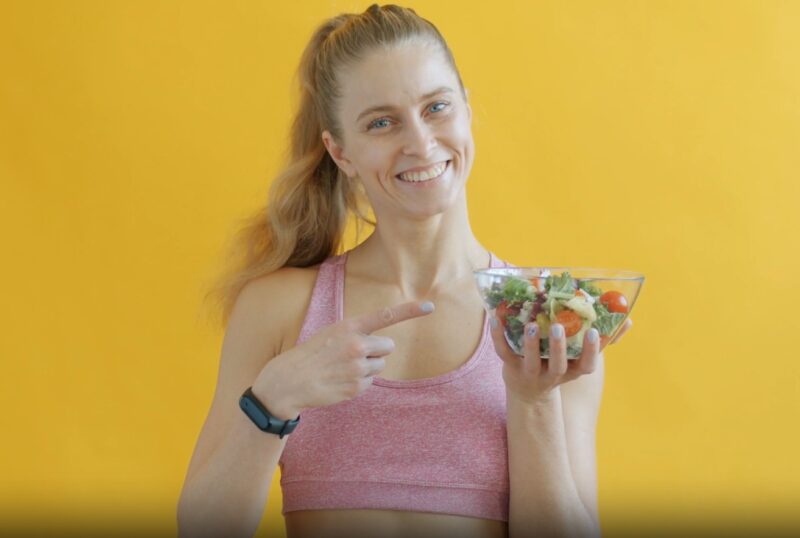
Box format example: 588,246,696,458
395,160,451,185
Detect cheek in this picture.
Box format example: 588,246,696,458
445,117,475,174
447,117,474,156
446,111,472,140
352,145,391,176
361,140,392,163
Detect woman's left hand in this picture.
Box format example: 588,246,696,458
489,317,633,405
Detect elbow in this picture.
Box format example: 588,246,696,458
176,495,259,538
580,510,602,538
176,474,198,536
176,493,196,538
176,489,214,538
579,506,602,538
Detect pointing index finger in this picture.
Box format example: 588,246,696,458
353,301,435,334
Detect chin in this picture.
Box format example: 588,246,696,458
408,195,464,220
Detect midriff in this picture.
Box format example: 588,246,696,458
284,509,508,538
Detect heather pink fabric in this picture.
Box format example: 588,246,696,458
279,250,512,521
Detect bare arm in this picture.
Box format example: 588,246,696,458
176,267,431,538
493,312,629,538
506,389,599,538
488,310,611,538
559,352,604,530
177,406,288,538
177,272,303,538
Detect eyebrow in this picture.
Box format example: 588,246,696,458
355,86,455,123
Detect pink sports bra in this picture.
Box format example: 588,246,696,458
278,250,512,521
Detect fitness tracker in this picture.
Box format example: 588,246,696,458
239,387,300,438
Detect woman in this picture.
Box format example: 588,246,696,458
177,4,631,538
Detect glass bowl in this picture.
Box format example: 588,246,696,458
473,267,644,359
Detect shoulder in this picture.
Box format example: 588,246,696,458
180,262,325,484
231,262,325,356
241,263,322,303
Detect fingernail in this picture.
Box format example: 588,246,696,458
551,324,564,340
421,301,434,313
526,324,538,338
490,316,498,329
588,328,599,343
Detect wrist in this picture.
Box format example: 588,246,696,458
250,383,301,421
507,386,561,410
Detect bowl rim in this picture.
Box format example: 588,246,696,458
473,266,645,281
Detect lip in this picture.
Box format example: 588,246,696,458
395,160,451,186
395,160,450,177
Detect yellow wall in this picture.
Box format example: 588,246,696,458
2,0,798,536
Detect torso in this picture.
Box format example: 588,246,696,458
277,249,508,538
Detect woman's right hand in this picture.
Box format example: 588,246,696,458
251,300,435,420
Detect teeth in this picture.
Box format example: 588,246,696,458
398,161,447,182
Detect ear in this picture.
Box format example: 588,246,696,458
322,130,357,178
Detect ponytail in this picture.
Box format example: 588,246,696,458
202,4,461,329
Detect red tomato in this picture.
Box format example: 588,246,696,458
495,300,521,328
554,309,583,337
600,290,629,313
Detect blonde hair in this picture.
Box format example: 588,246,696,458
202,4,466,328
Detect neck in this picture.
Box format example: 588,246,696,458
349,197,490,299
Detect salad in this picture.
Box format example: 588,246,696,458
483,271,629,358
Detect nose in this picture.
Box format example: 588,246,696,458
401,116,437,157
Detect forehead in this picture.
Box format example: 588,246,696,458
338,42,458,119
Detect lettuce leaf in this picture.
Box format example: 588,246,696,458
578,280,603,298
505,316,526,347
502,277,536,304
485,283,505,309
593,302,627,336
546,272,577,299
540,338,550,356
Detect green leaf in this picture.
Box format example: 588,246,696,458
540,338,550,356
547,272,577,299
505,317,525,351
485,283,505,309
501,277,536,304
578,280,603,298
592,302,626,336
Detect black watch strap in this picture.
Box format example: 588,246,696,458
239,387,300,438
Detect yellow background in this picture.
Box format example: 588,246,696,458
2,0,798,536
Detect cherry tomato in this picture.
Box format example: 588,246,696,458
495,300,521,328
600,290,629,313
554,309,583,337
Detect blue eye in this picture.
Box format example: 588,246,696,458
366,102,450,131
367,118,392,131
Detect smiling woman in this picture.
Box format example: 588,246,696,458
321,38,474,220
177,4,604,538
